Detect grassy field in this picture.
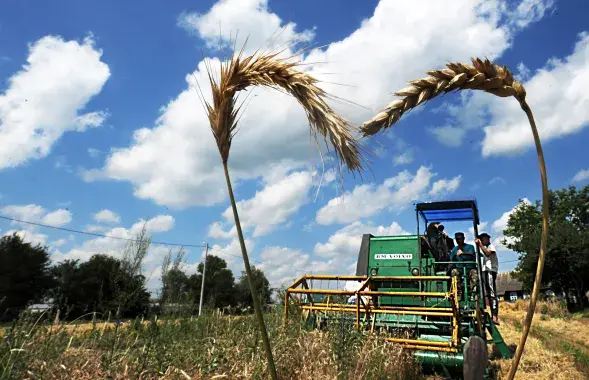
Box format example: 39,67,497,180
491,300,589,380
1,300,587,379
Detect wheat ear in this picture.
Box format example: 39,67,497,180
360,58,548,380
203,48,366,175
361,58,526,135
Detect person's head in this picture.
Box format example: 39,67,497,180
478,233,491,245
438,224,445,233
455,232,466,246
427,222,439,233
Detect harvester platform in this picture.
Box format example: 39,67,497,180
284,274,462,354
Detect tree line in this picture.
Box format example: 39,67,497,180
0,225,271,322
504,184,589,309
158,247,272,314
3,183,586,322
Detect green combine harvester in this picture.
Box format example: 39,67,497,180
284,199,513,379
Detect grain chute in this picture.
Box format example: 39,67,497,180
284,199,513,378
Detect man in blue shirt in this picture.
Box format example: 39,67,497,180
449,232,476,269
449,232,479,299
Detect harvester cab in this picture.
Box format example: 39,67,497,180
284,199,514,378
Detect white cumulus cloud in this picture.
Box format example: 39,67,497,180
492,198,531,234
256,220,410,288
429,175,462,197
41,209,73,227
393,151,414,166
572,169,589,183
316,166,461,225
51,214,175,264
177,0,314,56
93,209,121,224
314,221,409,260
1,204,72,227
0,34,110,169
215,170,318,237
85,0,550,210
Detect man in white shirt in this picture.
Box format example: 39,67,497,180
475,233,500,324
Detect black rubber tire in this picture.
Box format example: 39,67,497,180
463,335,488,380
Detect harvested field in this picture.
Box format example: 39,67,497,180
1,301,586,379
491,300,588,379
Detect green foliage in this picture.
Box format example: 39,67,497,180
50,224,152,320
236,265,272,308
159,253,236,312
51,254,151,320
193,255,236,309
161,268,190,302
503,185,589,309
0,233,55,321
160,247,190,306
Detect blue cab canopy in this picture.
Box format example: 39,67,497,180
415,199,480,225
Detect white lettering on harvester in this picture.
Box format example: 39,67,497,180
374,254,413,260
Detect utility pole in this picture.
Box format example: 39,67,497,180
198,242,209,316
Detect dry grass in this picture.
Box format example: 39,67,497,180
3,301,587,379
1,310,423,380
199,45,367,176
360,57,527,136
492,300,589,379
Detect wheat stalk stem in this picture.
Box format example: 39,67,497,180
361,57,547,380
201,42,369,380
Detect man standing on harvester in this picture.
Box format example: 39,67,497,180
475,233,500,325
449,232,477,297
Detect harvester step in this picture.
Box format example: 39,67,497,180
386,338,459,352
301,305,453,317
288,289,449,297
385,337,453,347
372,276,451,280
313,303,453,312
400,344,459,353
362,290,448,297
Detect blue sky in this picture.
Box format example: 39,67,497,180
1,0,588,293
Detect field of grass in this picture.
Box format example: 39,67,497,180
491,299,589,380
0,308,423,379
1,300,587,379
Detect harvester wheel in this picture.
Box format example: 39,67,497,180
463,335,488,380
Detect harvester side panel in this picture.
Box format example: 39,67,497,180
355,233,372,276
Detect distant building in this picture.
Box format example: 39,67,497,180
496,272,530,302
495,271,568,303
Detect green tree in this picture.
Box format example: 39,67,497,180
51,254,150,320
187,255,235,309
503,187,589,308
236,266,271,309
161,268,190,303
0,233,55,321
160,247,189,305
113,224,152,318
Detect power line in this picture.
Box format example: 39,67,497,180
0,214,301,272
0,214,520,275
0,214,206,249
